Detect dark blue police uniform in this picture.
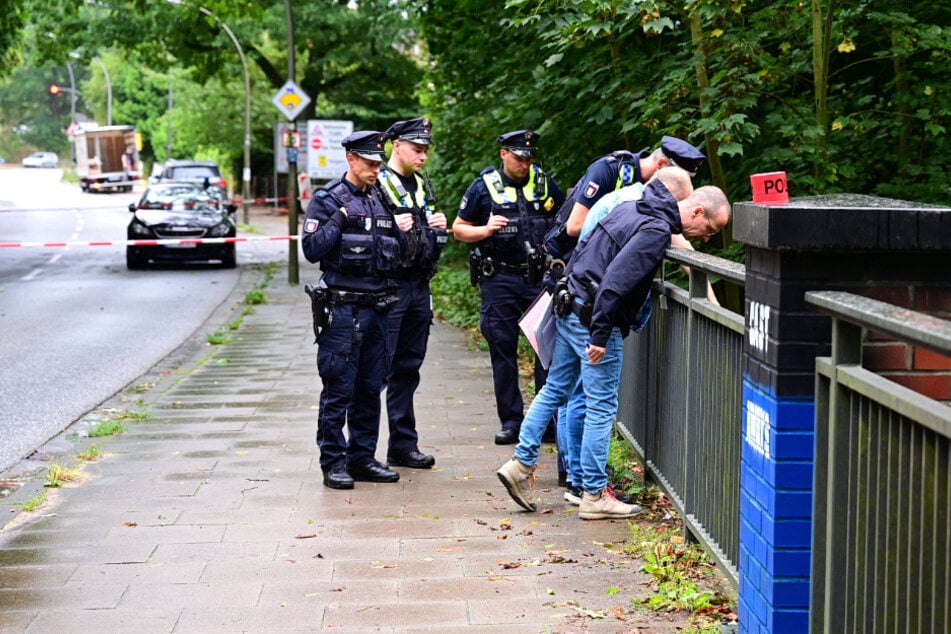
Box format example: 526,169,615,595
545,135,705,265
302,130,407,490
374,118,448,469
457,130,564,444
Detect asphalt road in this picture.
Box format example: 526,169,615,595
0,166,286,472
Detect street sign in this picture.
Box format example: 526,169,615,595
271,80,311,121
307,120,353,180
274,122,309,174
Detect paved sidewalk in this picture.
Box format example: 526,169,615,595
0,210,693,633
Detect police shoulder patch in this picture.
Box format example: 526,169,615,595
459,196,467,210
584,182,600,199
303,218,319,233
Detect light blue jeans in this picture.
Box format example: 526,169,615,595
514,313,623,494
557,379,586,486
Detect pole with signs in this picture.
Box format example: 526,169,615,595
272,78,310,285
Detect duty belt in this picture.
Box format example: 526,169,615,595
569,295,593,328
327,288,392,307
492,261,529,276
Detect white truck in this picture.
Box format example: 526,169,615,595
73,125,141,193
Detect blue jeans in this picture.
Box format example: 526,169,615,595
557,379,586,486
514,313,623,494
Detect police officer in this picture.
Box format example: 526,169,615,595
452,130,565,445
302,130,413,490
375,117,448,469
545,135,706,268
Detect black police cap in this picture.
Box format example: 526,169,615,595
660,136,706,175
342,131,387,161
497,129,540,158
385,117,433,145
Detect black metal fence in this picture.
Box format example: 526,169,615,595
616,249,746,586
806,291,951,633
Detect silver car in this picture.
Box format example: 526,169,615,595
22,152,59,168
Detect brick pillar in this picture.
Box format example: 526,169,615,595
732,194,951,633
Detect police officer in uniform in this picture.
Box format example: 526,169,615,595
375,117,448,469
452,130,565,445
545,135,706,269
302,130,413,490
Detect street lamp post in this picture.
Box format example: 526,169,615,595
168,0,252,224
93,57,112,126
66,62,77,125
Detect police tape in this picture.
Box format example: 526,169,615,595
231,196,289,204
0,236,299,248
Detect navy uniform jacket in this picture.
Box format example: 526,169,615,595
565,179,681,347
570,151,644,209
302,177,407,293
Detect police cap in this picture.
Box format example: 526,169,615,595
660,136,706,175
386,117,433,145
497,129,540,158
342,130,387,161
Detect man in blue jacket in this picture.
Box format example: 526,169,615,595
497,173,730,519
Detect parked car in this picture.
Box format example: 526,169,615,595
22,152,59,168
152,159,229,198
126,182,237,270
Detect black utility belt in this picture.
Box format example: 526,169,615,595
479,257,528,277
569,298,593,327
554,290,593,327
327,288,395,307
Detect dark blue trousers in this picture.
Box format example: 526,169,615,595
385,277,432,455
479,272,548,432
316,303,391,471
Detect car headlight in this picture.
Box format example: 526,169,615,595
130,221,152,236
207,222,232,237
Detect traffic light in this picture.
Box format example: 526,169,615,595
49,84,61,95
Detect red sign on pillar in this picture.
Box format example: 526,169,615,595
750,171,789,205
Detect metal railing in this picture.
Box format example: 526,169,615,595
806,291,951,634
616,248,747,587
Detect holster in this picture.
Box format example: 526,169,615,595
304,284,333,342
553,278,572,317
526,247,546,287
469,250,483,287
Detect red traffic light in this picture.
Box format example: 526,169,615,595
49,84,61,95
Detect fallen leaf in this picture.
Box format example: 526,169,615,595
123,521,137,527
295,534,318,539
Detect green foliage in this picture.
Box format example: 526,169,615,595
206,330,232,345
0,0,27,77
430,266,481,330
87,419,126,437
1,0,947,211
13,490,47,512
245,288,268,305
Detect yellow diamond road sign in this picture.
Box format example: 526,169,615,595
272,80,311,121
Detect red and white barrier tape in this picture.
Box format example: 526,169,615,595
231,196,289,204
0,235,298,248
